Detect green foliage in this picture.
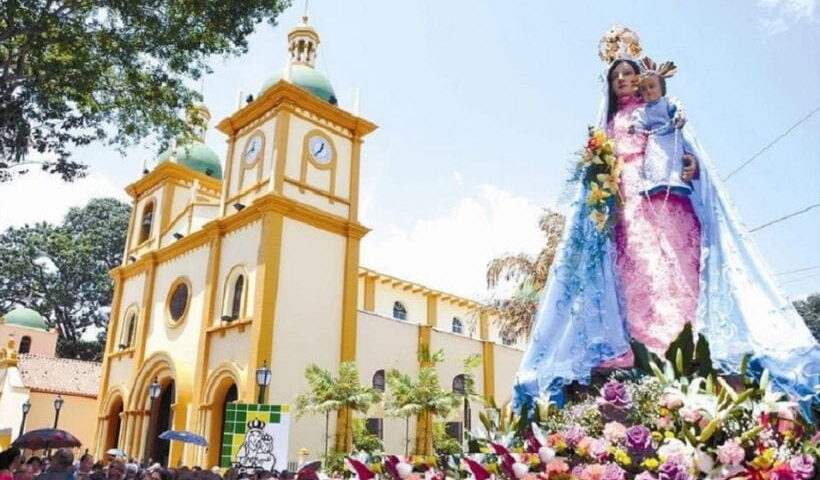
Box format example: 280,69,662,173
0,197,130,360
432,422,462,455
0,0,290,181
793,293,820,341
631,322,715,381
352,418,382,453
295,362,382,454
386,350,464,455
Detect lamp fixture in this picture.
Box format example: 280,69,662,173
173,232,184,240
233,203,246,211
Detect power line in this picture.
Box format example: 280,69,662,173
749,201,820,232
777,265,820,276
780,272,820,285
723,105,820,181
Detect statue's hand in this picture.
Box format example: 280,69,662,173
682,154,698,181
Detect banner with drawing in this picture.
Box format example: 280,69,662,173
220,403,291,471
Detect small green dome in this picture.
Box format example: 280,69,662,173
260,64,338,105
159,141,223,179
3,307,48,331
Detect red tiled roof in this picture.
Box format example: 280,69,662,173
17,354,101,398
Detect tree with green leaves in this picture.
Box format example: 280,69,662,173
0,0,290,182
294,362,382,456
482,209,564,340
385,350,479,456
0,197,131,360
793,293,820,341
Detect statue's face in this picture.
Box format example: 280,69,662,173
247,430,262,445
610,61,638,97
639,75,663,103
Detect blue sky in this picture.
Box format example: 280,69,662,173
1,0,818,300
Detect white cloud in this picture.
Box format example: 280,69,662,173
758,0,817,33
360,184,547,300
0,171,127,231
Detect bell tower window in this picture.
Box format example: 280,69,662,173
139,201,155,243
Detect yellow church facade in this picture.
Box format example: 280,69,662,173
93,17,524,467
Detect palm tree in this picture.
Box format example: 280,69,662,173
483,208,564,339
385,349,463,456
295,362,382,455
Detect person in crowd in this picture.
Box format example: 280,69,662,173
106,460,126,480
75,454,94,480
35,450,73,480
0,448,23,480
25,459,42,478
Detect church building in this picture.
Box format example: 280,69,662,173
93,16,525,467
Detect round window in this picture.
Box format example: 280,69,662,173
169,282,189,322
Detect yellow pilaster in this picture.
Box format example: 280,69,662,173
193,230,223,414
94,273,123,457
135,257,158,366
480,312,496,401
272,109,292,194
339,236,361,362
245,210,284,402
363,276,376,312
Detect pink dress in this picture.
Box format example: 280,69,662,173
608,95,701,359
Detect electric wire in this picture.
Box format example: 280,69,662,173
723,105,820,181
749,202,820,232
777,265,820,276
780,272,820,285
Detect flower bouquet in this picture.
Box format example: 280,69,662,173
344,328,818,480
579,127,622,234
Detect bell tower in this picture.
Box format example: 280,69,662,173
215,15,377,408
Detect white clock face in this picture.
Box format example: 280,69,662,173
308,136,332,164
244,136,262,163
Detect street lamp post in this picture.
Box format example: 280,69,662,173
256,361,272,404
53,395,64,428
143,377,162,466
19,399,31,437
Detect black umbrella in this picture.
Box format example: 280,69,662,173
12,429,81,450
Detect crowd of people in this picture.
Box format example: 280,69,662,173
0,448,319,480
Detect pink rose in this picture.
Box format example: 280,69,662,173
603,422,627,442
660,392,684,409
545,459,569,477
656,415,673,430
680,407,702,423
580,464,607,480
716,438,745,466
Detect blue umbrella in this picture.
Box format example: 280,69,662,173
158,430,208,447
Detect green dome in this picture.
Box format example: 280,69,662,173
260,64,338,105
159,141,223,179
3,307,48,331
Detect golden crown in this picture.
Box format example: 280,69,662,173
598,25,643,64
640,56,678,79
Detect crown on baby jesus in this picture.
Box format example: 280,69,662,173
598,25,643,64
640,56,678,79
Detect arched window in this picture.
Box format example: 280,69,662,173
19,336,31,354
231,275,244,318
452,374,466,395
139,201,155,243
392,301,407,321
452,317,463,334
372,369,385,392
119,306,137,350
120,308,138,349
222,266,249,322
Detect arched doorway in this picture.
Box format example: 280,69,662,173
104,396,124,452
218,385,238,465
206,381,238,467
147,380,175,466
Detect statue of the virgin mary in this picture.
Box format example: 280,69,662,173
514,26,819,417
